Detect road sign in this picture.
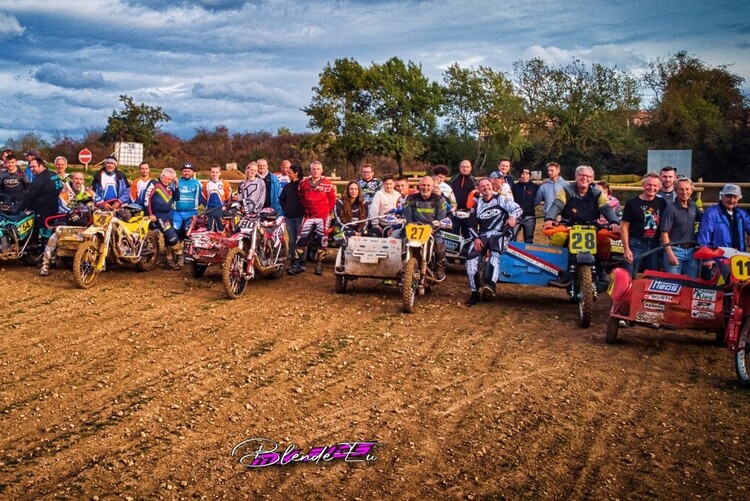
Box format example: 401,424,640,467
78,148,93,164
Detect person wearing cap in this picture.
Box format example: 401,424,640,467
173,163,204,252
697,183,750,278
24,149,41,183
511,168,539,243
92,156,131,210
130,162,152,206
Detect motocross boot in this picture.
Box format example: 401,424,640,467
314,249,326,276
435,260,447,281
39,250,52,276
465,290,480,306
175,242,185,267
289,249,306,275
164,246,180,271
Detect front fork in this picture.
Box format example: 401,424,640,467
567,260,598,301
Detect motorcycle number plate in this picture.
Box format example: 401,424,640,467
405,223,430,244
568,226,597,254
730,255,750,281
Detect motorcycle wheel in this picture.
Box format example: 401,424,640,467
270,234,289,280
135,233,159,271
191,262,207,278
73,241,100,289
22,237,44,266
576,265,594,328
334,274,347,294
734,320,750,388
605,316,619,344
223,247,248,299
402,257,419,313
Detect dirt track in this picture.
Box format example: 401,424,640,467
1,257,750,500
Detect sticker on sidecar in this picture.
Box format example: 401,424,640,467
643,301,665,311
644,293,677,303
646,280,681,295
636,311,663,323
691,310,715,319
692,300,716,311
693,289,717,301
504,246,562,275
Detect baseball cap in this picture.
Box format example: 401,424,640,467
182,163,194,170
720,184,742,199
521,168,531,174
25,149,40,157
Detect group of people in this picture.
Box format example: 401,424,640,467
3,148,748,298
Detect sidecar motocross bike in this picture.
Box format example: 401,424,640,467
606,244,750,388
72,204,160,288
183,204,242,279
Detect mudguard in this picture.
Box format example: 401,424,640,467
575,252,595,265
608,267,632,314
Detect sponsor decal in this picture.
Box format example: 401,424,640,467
505,245,562,275
644,293,676,303
647,280,681,295
693,289,717,301
691,310,715,319
524,245,563,255
692,300,716,312
636,311,663,323
478,208,502,219
643,301,665,311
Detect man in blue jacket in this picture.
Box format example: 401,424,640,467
697,184,750,279
257,158,281,212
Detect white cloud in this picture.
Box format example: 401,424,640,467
0,12,24,39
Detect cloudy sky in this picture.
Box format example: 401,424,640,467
1,0,748,143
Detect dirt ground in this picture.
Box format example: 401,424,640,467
2,253,750,500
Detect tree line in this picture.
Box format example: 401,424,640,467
4,51,748,181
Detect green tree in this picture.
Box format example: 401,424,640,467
441,64,527,170
513,58,643,173
3,131,50,158
101,95,171,149
644,51,747,179
303,58,376,179
369,57,443,175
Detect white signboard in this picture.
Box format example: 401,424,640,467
648,150,692,179
114,142,144,167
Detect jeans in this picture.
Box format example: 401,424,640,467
286,217,302,260
518,216,536,243
663,246,699,278
624,237,661,275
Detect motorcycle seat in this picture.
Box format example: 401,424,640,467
1,211,33,222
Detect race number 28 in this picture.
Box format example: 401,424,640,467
731,255,750,281
569,228,596,254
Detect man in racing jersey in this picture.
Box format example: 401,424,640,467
465,178,522,305
92,156,130,209
401,176,449,281
144,168,181,270
357,164,382,205
289,160,336,276
202,164,232,232
544,165,620,285
238,161,266,214
40,171,100,276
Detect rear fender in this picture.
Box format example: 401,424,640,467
608,267,633,314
